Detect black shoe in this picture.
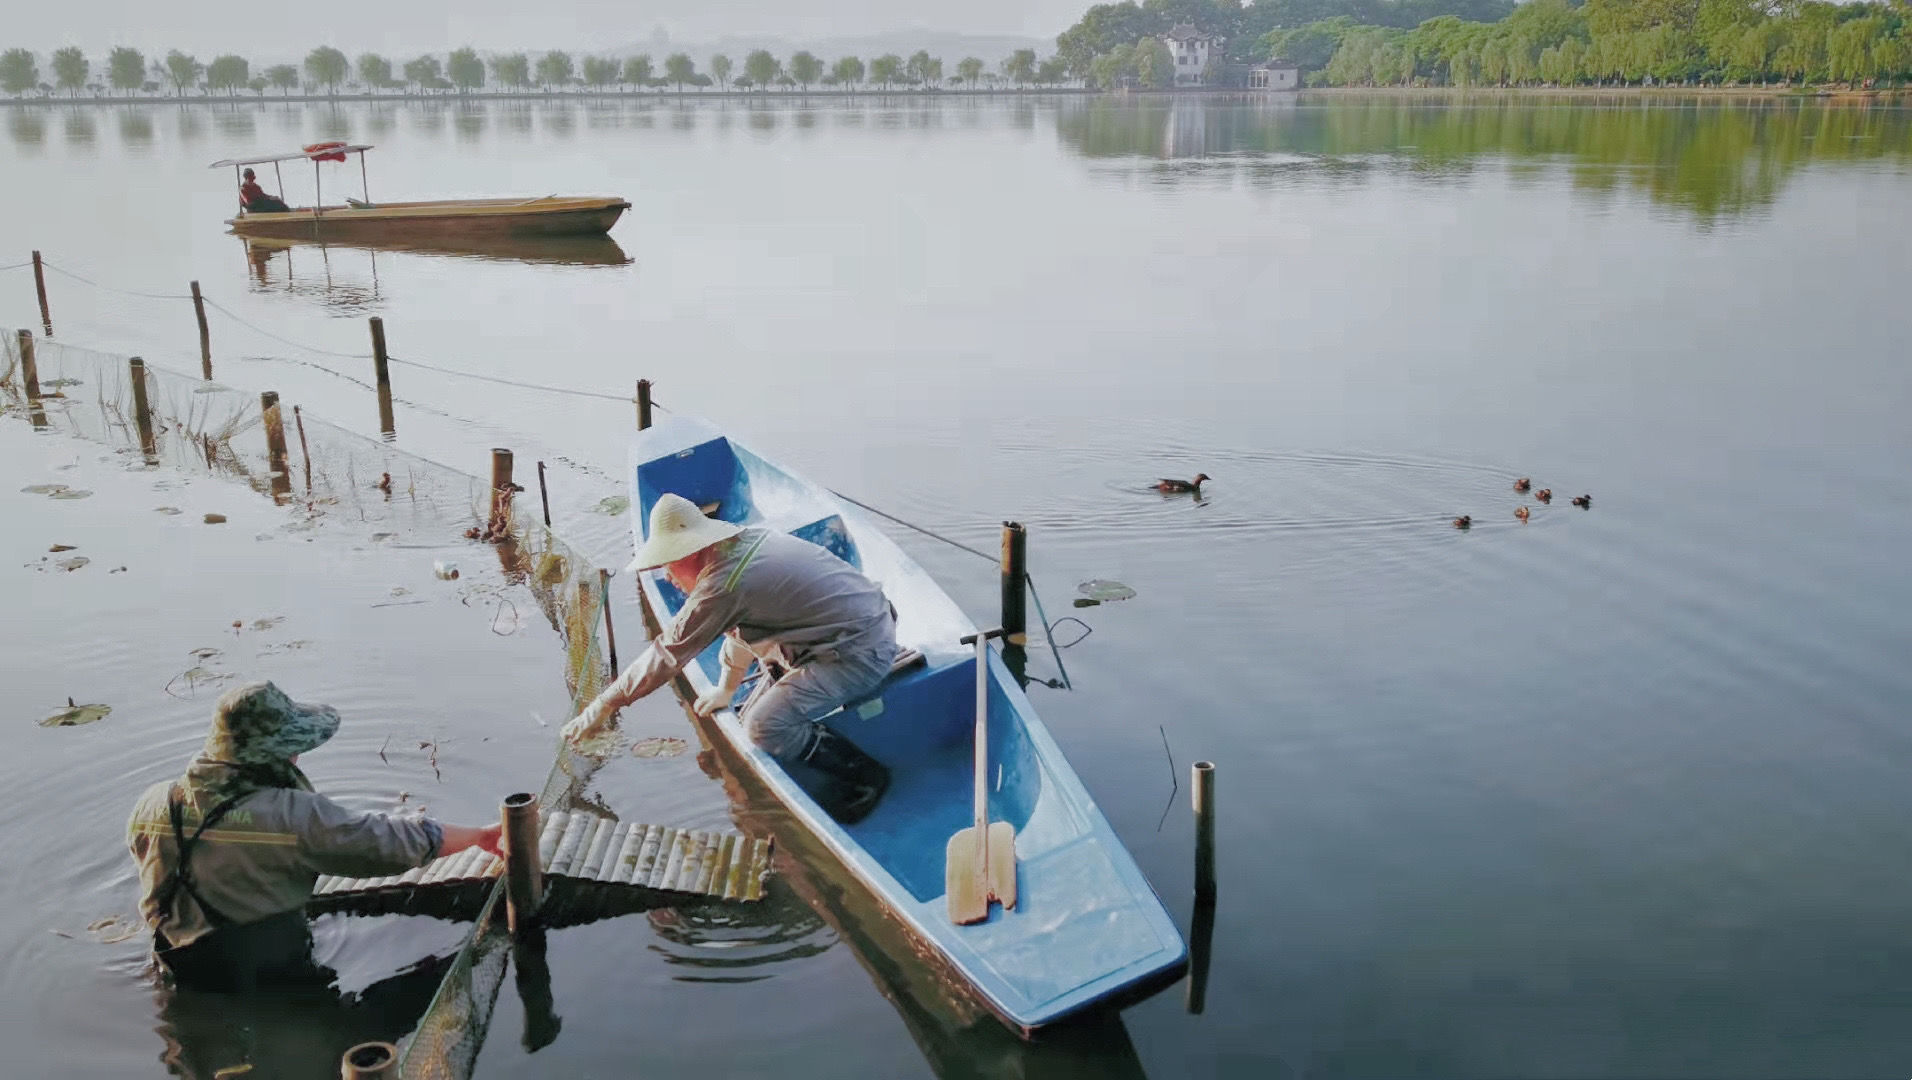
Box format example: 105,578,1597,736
800,723,891,825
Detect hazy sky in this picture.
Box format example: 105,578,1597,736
13,0,1078,55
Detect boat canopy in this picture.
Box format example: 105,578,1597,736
208,144,375,169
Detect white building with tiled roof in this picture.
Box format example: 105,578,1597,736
1164,24,1225,87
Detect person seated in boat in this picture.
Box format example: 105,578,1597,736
563,493,897,823
127,681,502,992
239,168,291,214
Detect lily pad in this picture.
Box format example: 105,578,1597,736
251,616,284,631
22,484,68,495
595,495,631,516
1078,579,1137,603
49,490,93,500
631,736,689,759
42,702,111,728
57,556,89,572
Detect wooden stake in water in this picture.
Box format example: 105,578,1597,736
636,378,652,431
1000,521,1028,647
369,316,394,438
128,356,156,458
339,1040,398,1079
31,251,52,336
599,567,620,675
489,447,514,537
190,281,212,380
16,329,41,402
1193,761,1216,902
536,460,551,527
293,404,313,493
502,792,543,934
261,391,291,501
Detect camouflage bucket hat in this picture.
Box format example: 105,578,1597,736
202,681,341,766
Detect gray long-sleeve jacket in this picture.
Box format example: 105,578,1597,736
128,775,442,948
582,527,893,721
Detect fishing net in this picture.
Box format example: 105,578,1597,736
3,330,624,1079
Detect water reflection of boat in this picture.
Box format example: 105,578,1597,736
241,231,633,267
628,416,1187,1037
208,144,630,241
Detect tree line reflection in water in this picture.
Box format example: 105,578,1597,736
7,94,1908,223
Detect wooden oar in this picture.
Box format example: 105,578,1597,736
948,627,1016,925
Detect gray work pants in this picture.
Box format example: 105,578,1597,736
726,625,896,760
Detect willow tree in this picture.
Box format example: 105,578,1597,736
52,47,87,96
305,46,348,93
448,47,484,92
207,55,250,94
711,53,733,88
832,55,865,89
789,50,823,89
744,49,780,89
665,52,697,91
108,47,144,95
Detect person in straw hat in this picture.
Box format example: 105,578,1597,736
128,681,502,991
564,493,898,823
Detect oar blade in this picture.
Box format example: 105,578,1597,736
946,827,989,925
986,821,1017,910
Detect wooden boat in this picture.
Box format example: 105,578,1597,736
626,414,1187,1036
209,143,628,241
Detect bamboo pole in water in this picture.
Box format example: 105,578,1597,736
190,281,211,380
369,317,394,438
503,792,543,934
1000,521,1028,646
31,251,51,335
339,1040,398,1079
536,460,551,526
128,357,156,457
16,329,40,401
261,391,289,477
489,447,514,535
599,567,619,675
1193,761,1216,902
293,404,313,493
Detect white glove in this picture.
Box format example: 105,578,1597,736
562,706,608,744
692,660,750,719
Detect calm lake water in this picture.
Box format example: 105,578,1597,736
4,92,1912,1078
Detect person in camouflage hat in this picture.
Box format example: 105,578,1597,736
128,681,501,991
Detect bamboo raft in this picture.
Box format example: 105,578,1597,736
307,811,774,922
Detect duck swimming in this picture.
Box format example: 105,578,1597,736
1514,506,1530,522
1155,474,1209,494
1571,494,1592,509
1453,515,1472,529
1535,489,1553,504
1513,477,1531,493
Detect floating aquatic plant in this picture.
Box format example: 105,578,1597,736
1077,579,1136,603
596,495,631,516
632,736,690,759
42,699,111,728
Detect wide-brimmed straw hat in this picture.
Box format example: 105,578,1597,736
202,681,341,766
626,493,742,572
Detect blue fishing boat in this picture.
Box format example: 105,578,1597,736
626,415,1187,1035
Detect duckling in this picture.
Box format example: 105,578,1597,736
1156,473,1209,494
1452,515,1472,529
1514,506,1530,523
1513,477,1531,493
1571,494,1591,509
1534,488,1552,504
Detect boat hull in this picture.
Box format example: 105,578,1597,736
225,196,629,241
626,416,1187,1036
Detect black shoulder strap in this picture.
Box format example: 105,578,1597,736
156,784,249,930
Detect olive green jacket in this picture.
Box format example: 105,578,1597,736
128,774,441,949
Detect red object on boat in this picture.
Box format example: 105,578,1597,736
303,141,349,163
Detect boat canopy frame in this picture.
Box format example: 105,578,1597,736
208,144,376,217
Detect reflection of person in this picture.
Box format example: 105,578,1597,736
563,494,897,823
239,168,291,213
127,681,502,992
